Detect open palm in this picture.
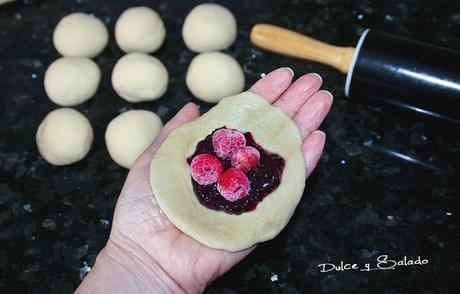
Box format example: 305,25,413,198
81,68,332,293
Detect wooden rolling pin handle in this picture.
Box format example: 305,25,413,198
250,24,355,74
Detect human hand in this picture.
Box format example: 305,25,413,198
76,68,333,293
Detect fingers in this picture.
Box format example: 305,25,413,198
273,73,322,118
302,130,326,178
144,102,200,156
294,90,333,139
248,67,294,103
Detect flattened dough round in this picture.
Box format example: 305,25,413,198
36,108,93,166
105,110,162,169
186,52,244,103
44,57,101,106
53,12,108,58
115,6,166,53
150,92,306,252
112,53,169,102
182,3,237,52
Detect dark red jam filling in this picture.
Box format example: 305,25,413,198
187,127,285,215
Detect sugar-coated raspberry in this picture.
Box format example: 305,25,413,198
217,168,250,202
231,146,260,172
190,154,223,185
212,128,246,159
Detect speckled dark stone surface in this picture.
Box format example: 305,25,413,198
0,0,459,293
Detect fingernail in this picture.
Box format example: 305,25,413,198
319,90,334,102
310,72,323,84
283,67,294,76
185,101,193,106
185,101,198,108
314,130,326,138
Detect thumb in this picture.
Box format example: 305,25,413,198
123,102,200,195
136,102,200,164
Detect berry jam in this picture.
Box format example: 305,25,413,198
187,127,285,215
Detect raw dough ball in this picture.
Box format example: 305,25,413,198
111,53,169,102
186,52,245,103
115,6,166,53
182,3,237,52
36,108,93,166
53,12,109,58
150,92,306,252
105,110,163,169
44,57,101,106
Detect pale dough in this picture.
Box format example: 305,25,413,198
105,110,162,169
182,3,237,52
115,6,166,53
150,92,306,252
53,12,109,58
44,57,101,106
111,53,169,102
186,52,245,103
0,0,16,6
36,108,93,166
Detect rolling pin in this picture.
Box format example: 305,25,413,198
250,24,460,124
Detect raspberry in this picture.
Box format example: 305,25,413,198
212,128,246,159
190,154,222,185
231,146,260,172
217,168,250,202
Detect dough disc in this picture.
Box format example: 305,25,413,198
150,92,306,252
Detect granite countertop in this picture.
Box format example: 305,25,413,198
0,0,459,293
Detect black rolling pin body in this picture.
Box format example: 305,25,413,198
346,30,460,124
